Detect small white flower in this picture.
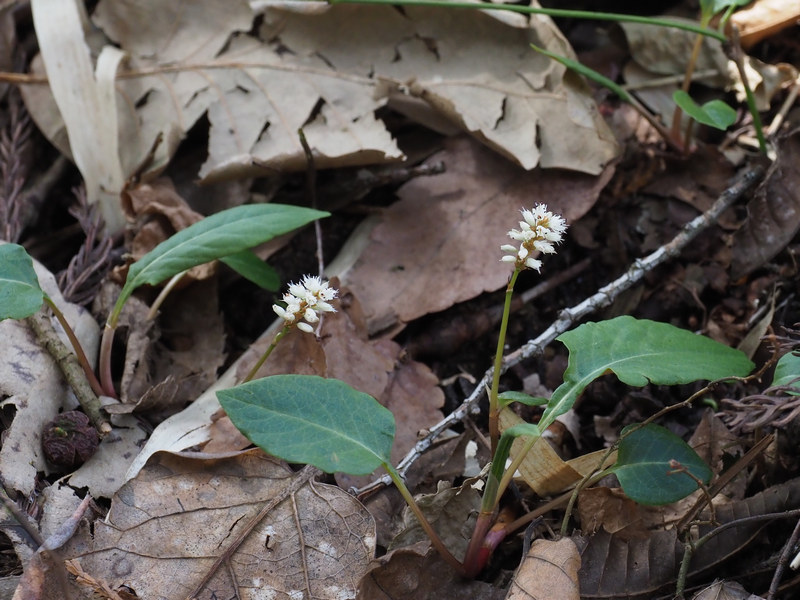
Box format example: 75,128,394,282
271,275,338,333
501,204,567,272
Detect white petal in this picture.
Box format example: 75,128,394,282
316,301,336,313
500,244,517,253
500,255,517,263
525,257,542,271
297,322,314,333
304,308,319,323
273,305,288,319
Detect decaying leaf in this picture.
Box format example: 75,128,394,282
23,0,617,189
505,538,580,600
60,450,376,600
575,477,800,598
336,136,614,333
356,543,506,600
731,128,800,279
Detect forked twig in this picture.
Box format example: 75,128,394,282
354,162,765,497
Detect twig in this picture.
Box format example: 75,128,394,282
674,508,800,599
186,464,320,600
26,308,111,435
353,162,765,497
768,517,800,600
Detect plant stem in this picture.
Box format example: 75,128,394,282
727,26,767,154
42,296,104,398
327,0,727,41
489,268,519,453
146,270,188,320
383,463,464,575
98,322,117,398
670,14,711,143
242,324,291,384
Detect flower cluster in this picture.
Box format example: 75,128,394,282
501,205,567,272
273,275,338,333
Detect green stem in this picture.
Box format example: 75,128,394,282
242,324,291,384
489,269,519,453
327,0,727,41
42,296,104,398
383,463,464,575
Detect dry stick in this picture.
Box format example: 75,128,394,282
353,162,765,497
767,516,800,600
186,463,320,600
25,308,111,435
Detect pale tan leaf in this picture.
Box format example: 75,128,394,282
29,0,126,231
63,450,375,600
505,538,580,600
25,1,616,189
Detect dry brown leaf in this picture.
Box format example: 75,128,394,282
114,179,214,285
61,450,375,600
356,543,506,600
576,478,800,598
731,128,800,278
577,487,648,539
505,538,580,600
389,479,481,560
692,579,764,599
24,1,616,188
338,136,614,333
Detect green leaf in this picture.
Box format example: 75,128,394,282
217,375,395,475
220,250,280,291
540,316,754,430
0,243,44,320
497,391,548,409
113,204,327,321
673,90,737,130
772,352,800,394
609,423,712,505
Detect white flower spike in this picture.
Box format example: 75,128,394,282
272,275,338,333
501,204,567,272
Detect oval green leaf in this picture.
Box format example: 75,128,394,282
772,352,800,395
673,90,737,130
113,204,327,321
540,316,754,429
609,423,712,505
220,249,280,291
217,375,395,475
0,243,44,320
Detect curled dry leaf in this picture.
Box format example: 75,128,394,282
59,450,376,600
